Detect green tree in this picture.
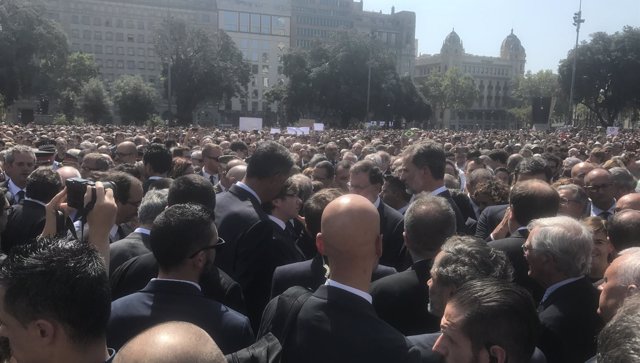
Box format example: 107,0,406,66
59,52,100,94
154,17,250,125
559,26,640,127
112,75,158,124
80,78,112,123
0,0,69,105
509,70,562,125
418,67,478,127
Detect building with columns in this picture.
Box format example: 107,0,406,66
414,29,526,129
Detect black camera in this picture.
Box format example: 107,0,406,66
66,178,116,212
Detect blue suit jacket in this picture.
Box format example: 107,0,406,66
107,279,254,353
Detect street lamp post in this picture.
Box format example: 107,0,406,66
569,0,585,127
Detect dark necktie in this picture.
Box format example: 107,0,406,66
599,211,611,221
210,175,215,184
16,190,25,203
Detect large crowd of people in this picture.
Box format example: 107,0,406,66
0,123,639,363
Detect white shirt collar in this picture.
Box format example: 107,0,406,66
151,278,201,291
235,181,261,204
431,185,448,196
109,224,120,241
134,227,151,235
324,278,372,304
7,179,23,197
147,176,163,180
590,200,616,217
373,196,381,208
268,215,286,230
541,276,584,303
202,169,219,184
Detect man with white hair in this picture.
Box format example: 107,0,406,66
597,248,640,323
523,216,603,363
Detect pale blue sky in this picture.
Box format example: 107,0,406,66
362,0,640,73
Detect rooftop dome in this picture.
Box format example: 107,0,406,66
441,28,464,55
500,29,525,58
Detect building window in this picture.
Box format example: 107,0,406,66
127,47,134,55
137,48,145,56
251,101,259,112
93,17,101,26
251,64,259,74
239,13,249,32
71,15,79,24
137,20,144,30
105,31,113,40
262,52,269,63
94,31,102,40
127,34,134,42
116,46,124,55
261,15,271,34
106,46,113,54
106,60,114,68
136,34,144,43
126,20,134,29
117,60,124,69
83,30,91,40
221,11,238,32
116,33,124,41
127,61,135,69
95,45,103,54
148,48,155,57
147,62,155,70
116,19,123,28
137,61,145,69
263,77,269,88
83,44,92,52
105,18,112,27
81,16,90,25
71,29,79,39
250,14,260,33
262,65,269,74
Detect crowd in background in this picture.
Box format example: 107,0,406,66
0,123,639,363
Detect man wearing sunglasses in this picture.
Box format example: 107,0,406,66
199,143,223,185
107,203,254,354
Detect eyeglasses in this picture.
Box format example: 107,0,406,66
585,184,611,192
347,182,371,191
521,243,537,254
189,237,226,258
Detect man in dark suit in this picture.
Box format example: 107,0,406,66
451,168,494,235
399,141,465,233
263,177,306,264
489,180,560,303
410,279,546,363
214,141,294,329
109,189,167,274
349,160,406,269
109,174,245,313
270,188,396,298
198,143,223,185
524,216,603,363
1,145,36,205
107,204,254,353
371,195,456,336
1,167,65,253
141,143,172,194
260,195,419,363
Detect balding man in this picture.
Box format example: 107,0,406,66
584,168,616,220
615,192,640,212
115,141,137,165
607,209,640,253
262,195,419,363
571,162,596,187
113,322,226,363
597,248,640,323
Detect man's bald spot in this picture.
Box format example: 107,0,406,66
117,141,137,153
320,194,380,258
226,165,247,182
616,193,640,212
113,321,225,363
584,168,612,183
571,162,596,178
56,166,81,182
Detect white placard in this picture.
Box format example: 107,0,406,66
270,128,281,134
607,127,619,136
313,123,324,131
239,117,262,131
299,127,310,135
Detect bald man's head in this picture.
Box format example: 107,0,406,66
571,162,596,186
113,322,225,363
318,194,381,278
616,193,640,212
226,165,247,185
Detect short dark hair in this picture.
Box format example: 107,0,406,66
143,143,172,175
403,141,446,180
102,171,137,204
449,279,539,363
514,156,551,182
150,204,215,270
350,160,383,186
263,177,299,214
0,237,110,344
509,180,560,226
25,167,62,203
608,210,640,251
246,141,293,179
487,149,509,165
314,161,335,179
112,163,143,180
433,236,514,288
167,175,216,213
405,194,456,257
303,188,343,237
230,141,248,153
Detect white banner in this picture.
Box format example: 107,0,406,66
239,117,262,131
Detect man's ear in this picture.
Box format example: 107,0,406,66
316,233,324,256
32,319,56,345
627,284,638,297
487,345,507,363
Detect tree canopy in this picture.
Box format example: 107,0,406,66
268,32,429,128
417,67,478,127
559,26,640,127
154,17,250,125
509,70,563,125
112,75,158,124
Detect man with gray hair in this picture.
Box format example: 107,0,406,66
523,216,603,363
597,248,640,323
109,189,168,274
1,145,36,205
555,184,589,220
609,166,637,200
371,194,456,335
